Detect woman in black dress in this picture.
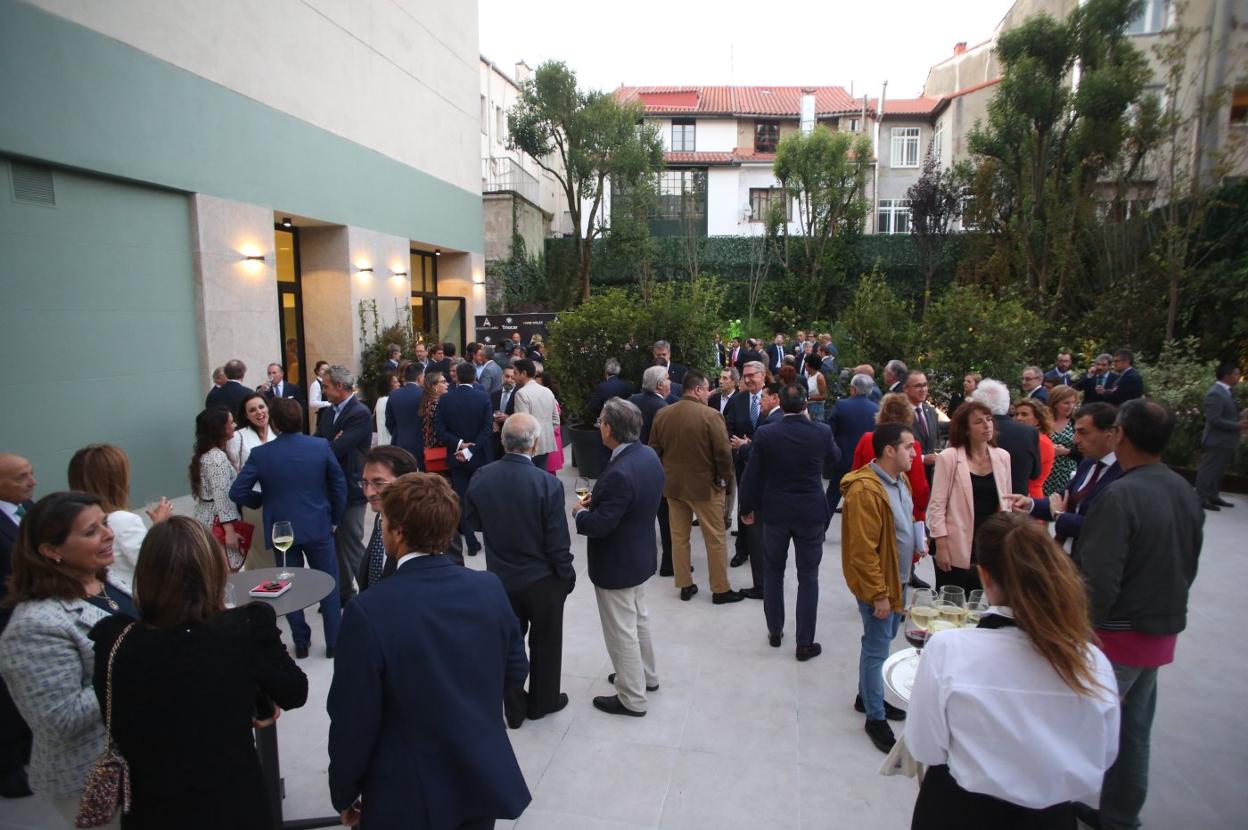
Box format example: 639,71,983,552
89,517,307,830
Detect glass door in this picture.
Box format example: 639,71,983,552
275,227,307,390
410,250,437,345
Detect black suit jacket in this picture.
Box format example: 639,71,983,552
1029,457,1124,541
317,396,373,504
765,343,786,371
464,454,575,592
628,392,668,447
489,386,518,459
708,390,735,414
385,383,425,459
1104,367,1143,405
90,605,307,830
264,381,304,408
665,362,688,387
739,416,837,526
574,443,665,590
434,384,494,470
0,503,31,625
736,348,765,374
205,380,251,414
588,376,632,419
993,415,1041,496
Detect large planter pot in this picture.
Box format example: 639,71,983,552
568,423,607,478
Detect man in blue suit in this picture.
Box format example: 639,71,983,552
328,473,530,828
739,384,839,661
435,362,494,556
1011,402,1124,544
465,413,575,729
232,399,347,659
587,358,632,420
1102,349,1144,405
318,365,374,605
384,362,425,462
827,373,881,514
260,362,304,409
629,367,673,574
0,454,34,797
574,398,665,717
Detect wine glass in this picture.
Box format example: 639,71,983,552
936,585,967,630
904,589,937,656
573,476,591,502
965,589,988,627
272,521,294,580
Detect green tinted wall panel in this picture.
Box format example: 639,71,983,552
0,160,201,499
0,1,482,254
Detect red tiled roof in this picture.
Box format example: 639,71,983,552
866,96,944,117
617,85,864,117
664,151,735,165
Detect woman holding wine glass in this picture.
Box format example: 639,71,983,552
905,511,1120,828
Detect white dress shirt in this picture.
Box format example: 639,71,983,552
0,500,21,526
904,606,1120,809
106,510,149,588
308,378,330,411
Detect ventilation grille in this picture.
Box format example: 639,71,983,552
11,162,56,206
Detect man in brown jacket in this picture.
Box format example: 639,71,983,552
840,421,923,754
649,370,744,604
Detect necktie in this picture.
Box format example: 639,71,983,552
750,393,759,428
15,504,26,520
366,515,385,587
1068,462,1105,510
915,406,928,442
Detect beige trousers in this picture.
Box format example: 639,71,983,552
594,584,658,712
668,490,730,594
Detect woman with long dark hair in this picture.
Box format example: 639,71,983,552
906,512,1119,828
420,371,450,475
234,393,277,568
90,517,307,829
190,408,244,570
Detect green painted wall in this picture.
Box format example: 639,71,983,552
0,159,201,500
0,1,482,254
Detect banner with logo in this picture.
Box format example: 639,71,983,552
474,313,561,348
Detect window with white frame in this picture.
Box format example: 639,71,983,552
495,106,505,142
848,117,861,132
933,120,945,163
891,127,920,168
877,199,912,234
749,188,791,222
671,119,696,152
480,95,488,134
1126,0,1172,34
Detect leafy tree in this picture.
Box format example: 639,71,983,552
839,265,920,366
508,61,664,304
919,284,1047,388
906,149,972,315
966,0,1152,310
772,127,872,295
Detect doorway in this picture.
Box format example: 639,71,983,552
274,226,308,389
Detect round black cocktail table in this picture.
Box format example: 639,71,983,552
226,565,338,829
227,566,335,617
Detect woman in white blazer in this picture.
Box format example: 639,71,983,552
0,492,136,827
67,445,172,588
928,399,1012,593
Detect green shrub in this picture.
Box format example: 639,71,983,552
839,265,920,369
357,300,417,403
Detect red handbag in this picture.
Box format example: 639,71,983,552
424,446,448,472
211,517,255,570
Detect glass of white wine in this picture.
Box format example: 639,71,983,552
936,585,967,627
965,589,988,627
574,477,591,502
272,521,294,580
905,589,938,656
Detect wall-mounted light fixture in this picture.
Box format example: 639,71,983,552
280,217,293,229
433,248,442,257
393,271,408,279
356,266,374,274
244,254,267,263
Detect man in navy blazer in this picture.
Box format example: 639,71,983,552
588,359,632,420
1102,350,1144,405
232,399,347,658
384,362,425,461
0,454,34,797
765,333,787,374
574,398,664,717
1012,402,1123,544
328,473,530,828
739,385,838,659
465,414,575,728
205,358,252,412
260,362,304,408
827,375,882,514
318,365,374,605
435,362,494,556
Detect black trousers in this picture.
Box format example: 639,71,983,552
933,563,981,594
657,497,674,572
504,574,568,719
912,764,1074,829
734,481,765,590
449,467,481,553
0,676,30,773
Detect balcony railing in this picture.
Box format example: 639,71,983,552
483,157,540,206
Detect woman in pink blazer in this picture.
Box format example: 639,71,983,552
927,399,1012,592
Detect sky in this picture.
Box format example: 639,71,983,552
478,0,1015,100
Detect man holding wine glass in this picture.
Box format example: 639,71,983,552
840,422,925,753
230,398,347,659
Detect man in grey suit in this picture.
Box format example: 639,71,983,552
473,344,503,398
1195,362,1246,510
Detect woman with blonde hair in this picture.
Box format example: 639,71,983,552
67,444,172,587
1012,398,1055,501
906,512,1119,827
1044,384,1079,494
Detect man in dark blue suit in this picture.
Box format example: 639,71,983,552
489,365,519,462
435,362,494,557
1011,402,1123,544
317,365,374,604
574,398,665,717
723,363,772,588
205,358,252,412
652,340,687,388
0,454,34,797
384,362,425,461
1102,349,1144,405
357,446,420,593
232,399,347,658
765,332,787,375
465,413,575,728
739,385,838,661
587,358,632,420
629,366,672,574
260,362,304,409
827,373,881,514
328,473,530,828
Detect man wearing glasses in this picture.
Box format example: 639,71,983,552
357,446,423,593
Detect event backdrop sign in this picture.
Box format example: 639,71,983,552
475,313,560,347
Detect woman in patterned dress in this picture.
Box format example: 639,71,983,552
1044,385,1079,496
190,407,244,570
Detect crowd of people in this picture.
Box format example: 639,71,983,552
0,327,1238,829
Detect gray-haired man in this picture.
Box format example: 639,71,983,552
317,365,373,605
